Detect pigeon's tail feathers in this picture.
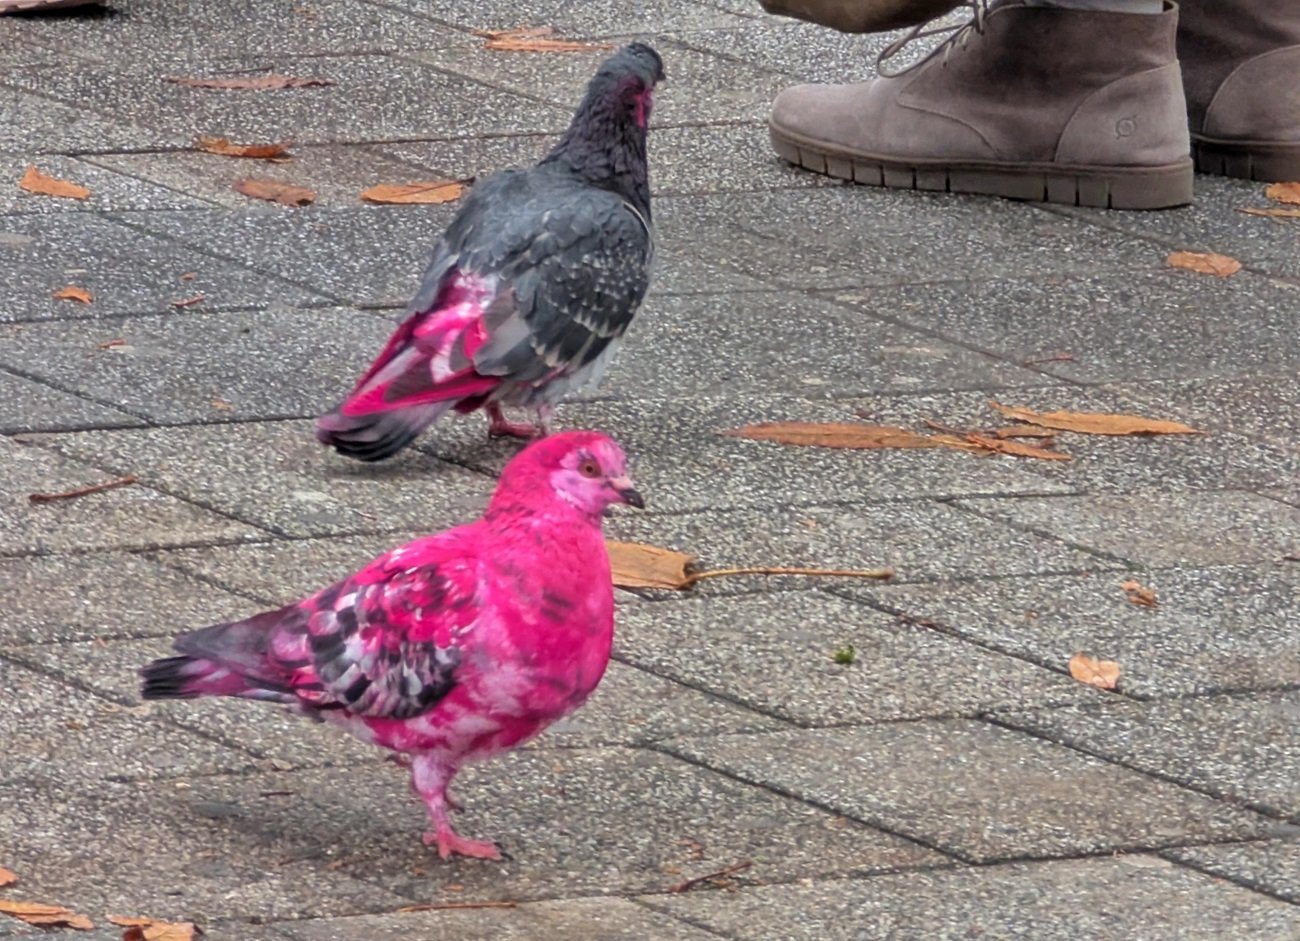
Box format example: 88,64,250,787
140,655,293,703
315,402,451,462
142,605,303,702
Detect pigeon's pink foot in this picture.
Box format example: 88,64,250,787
486,404,541,440
423,826,502,861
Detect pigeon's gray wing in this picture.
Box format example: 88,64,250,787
456,184,654,384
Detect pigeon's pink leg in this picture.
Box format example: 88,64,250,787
535,405,555,437
411,754,501,861
486,403,541,440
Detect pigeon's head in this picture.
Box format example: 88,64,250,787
496,430,643,518
589,42,665,129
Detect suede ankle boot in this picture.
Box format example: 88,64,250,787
769,0,1194,209
1177,0,1300,181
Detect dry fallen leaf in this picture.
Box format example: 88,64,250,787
1068,653,1120,690
1120,579,1159,607
988,402,1204,437
606,539,697,589
233,178,316,207
993,424,1057,439
0,866,15,887
171,294,205,309
1240,207,1300,219
19,165,91,200
475,26,613,52
164,74,332,90
210,398,233,411
52,285,93,304
722,421,983,452
0,900,94,930
1166,250,1242,277
964,432,1071,462
196,135,293,159
360,180,468,205
1265,181,1300,206
110,915,204,941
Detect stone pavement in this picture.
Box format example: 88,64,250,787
1,1,1298,939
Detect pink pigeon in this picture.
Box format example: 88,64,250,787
140,431,642,860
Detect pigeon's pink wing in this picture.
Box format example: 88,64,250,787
336,273,504,418
276,536,486,718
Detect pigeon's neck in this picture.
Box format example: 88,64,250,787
542,98,651,218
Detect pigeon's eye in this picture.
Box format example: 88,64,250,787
579,458,601,479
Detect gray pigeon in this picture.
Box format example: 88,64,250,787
316,43,664,461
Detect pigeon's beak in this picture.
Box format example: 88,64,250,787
610,475,644,509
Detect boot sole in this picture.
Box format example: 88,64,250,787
771,126,1194,210
1192,134,1300,183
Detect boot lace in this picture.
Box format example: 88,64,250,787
876,0,990,78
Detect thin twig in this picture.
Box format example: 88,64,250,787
669,860,753,894
1021,353,1076,365
397,901,518,913
681,566,893,587
28,475,138,504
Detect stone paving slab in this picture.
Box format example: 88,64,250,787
382,123,832,197
606,501,1115,595
827,272,1300,386
841,384,1300,495
669,188,1172,289
0,658,259,788
0,306,396,423
412,37,790,127
600,290,1047,400
1056,176,1300,282
415,394,1076,514
643,855,1300,941
25,420,495,538
0,213,328,323
1165,838,1300,904
999,691,1300,819
83,145,458,211
379,0,753,38
258,746,945,903
272,896,726,941
846,565,1300,698
665,723,1274,862
0,86,157,155
0,368,142,434
957,491,1300,568
0,0,463,63
1,436,261,556
0,55,570,150
0,154,212,214
0,775,414,925
0,550,254,644
615,591,1094,725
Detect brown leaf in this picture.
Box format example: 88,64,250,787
19,165,91,200
120,920,204,941
988,401,1204,437
52,285,93,304
1120,579,1159,607
993,424,1057,439
210,398,233,411
1265,181,1300,206
179,272,196,281
475,26,613,52
1166,250,1242,277
171,294,205,309
164,74,332,90
97,338,127,349
0,900,94,930
722,421,984,452
233,178,316,207
1240,207,1300,219
606,540,697,589
964,433,1072,462
360,180,468,205
1068,653,1120,689
0,866,15,887
196,135,293,159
